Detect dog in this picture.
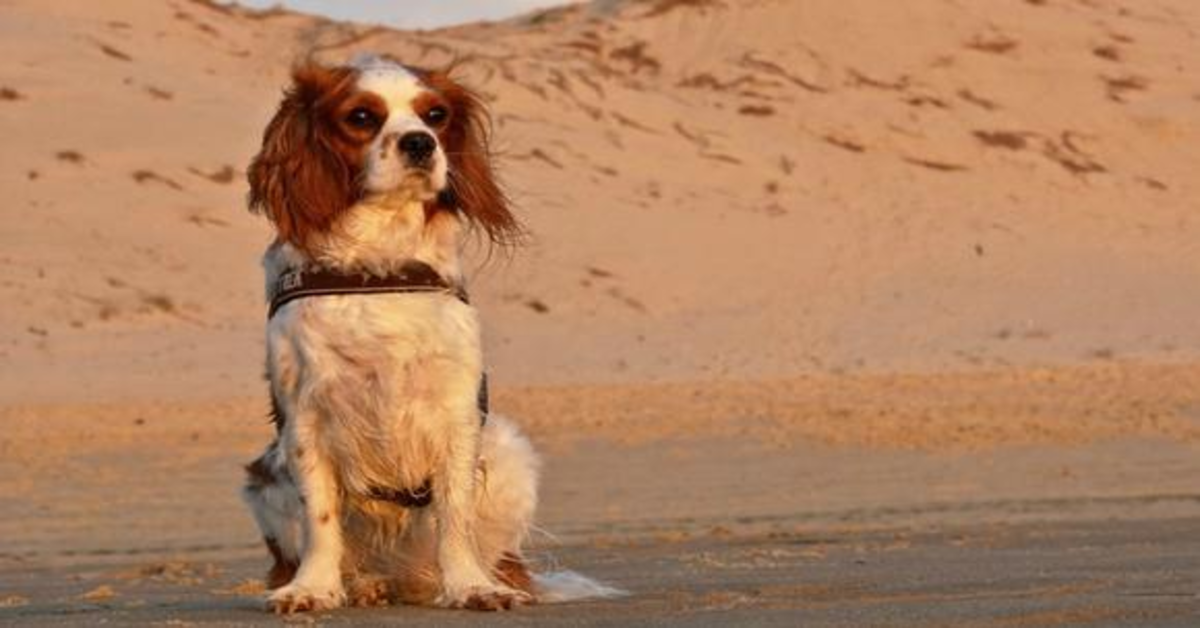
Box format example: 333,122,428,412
240,55,606,614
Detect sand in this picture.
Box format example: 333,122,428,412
2,0,1200,624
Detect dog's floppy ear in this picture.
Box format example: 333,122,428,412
422,67,522,247
248,63,360,249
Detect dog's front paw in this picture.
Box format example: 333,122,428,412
438,584,532,612
346,576,390,608
267,580,346,614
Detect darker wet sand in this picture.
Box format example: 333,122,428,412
3,518,1200,626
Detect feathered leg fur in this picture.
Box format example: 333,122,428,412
242,414,540,610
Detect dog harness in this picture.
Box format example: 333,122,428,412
267,260,468,319
268,260,489,509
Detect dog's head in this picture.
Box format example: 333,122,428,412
248,56,518,251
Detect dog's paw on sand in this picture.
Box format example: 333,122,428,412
438,585,532,612
345,576,390,607
267,581,346,614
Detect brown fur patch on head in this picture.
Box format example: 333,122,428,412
413,65,523,247
247,62,384,251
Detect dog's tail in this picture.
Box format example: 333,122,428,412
533,571,627,603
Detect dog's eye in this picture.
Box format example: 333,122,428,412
345,107,380,129
422,105,449,127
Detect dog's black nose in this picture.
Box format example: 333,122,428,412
398,132,437,162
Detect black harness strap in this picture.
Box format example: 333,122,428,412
368,478,433,509
268,261,468,319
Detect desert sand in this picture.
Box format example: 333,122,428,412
2,0,1200,624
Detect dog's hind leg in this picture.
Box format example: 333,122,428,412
242,439,303,589
472,415,541,594
473,416,624,603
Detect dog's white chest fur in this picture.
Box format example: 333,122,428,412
261,198,481,495
267,291,481,494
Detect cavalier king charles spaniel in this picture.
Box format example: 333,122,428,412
240,55,610,614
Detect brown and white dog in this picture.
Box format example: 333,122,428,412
241,55,613,614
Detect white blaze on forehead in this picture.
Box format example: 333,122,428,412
347,55,449,197
350,56,428,128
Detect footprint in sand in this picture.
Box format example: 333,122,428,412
903,157,969,173
972,129,1106,176
821,134,866,154
187,165,237,184
55,150,86,165
738,104,774,117
1102,75,1149,103
957,88,1001,111
131,169,184,191
1093,45,1122,62
965,31,1019,55
95,41,132,62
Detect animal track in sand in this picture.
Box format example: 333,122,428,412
903,95,950,110
609,41,661,75
606,287,647,313
183,210,231,228
738,104,774,117
903,157,969,173
1102,75,1149,102
957,89,1001,111
1092,45,1123,62
509,148,565,169
821,134,866,154
132,170,184,190
172,7,222,38
187,165,237,184
972,130,1107,177
965,31,1020,55
55,150,86,165
699,152,742,165
95,41,132,62
847,69,910,91
973,131,1029,151
144,85,173,100
1137,176,1168,191
739,52,829,94
672,122,714,149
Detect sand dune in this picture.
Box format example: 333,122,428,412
2,0,1198,403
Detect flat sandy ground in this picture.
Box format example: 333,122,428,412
4,364,1200,625
5,519,1200,627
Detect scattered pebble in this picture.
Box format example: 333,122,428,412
0,594,29,608
81,584,117,601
